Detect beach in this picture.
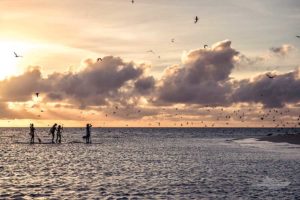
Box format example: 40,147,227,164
258,133,300,145
0,128,300,199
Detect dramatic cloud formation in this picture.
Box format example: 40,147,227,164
0,40,300,123
232,69,300,108
156,40,238,105
0,56,154,108
270,44,294,57
155,41,300,109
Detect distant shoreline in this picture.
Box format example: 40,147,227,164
0,127,300,129
258,133,300,145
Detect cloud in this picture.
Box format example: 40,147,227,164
235,54,265,66
0,56,154,108
155,41,300,109
47,56,148,107
270,44,294,57
0,67,46,102
134,76,155,95
1,40,300,121
0,102,35,119
156,40,239,106
232,68,300,108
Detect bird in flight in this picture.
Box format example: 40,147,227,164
296,36,300,38
171,38,175,43
266,72,276,79
97,58,102,62
14,52,22,58
204,45,208,49
194,16,199,24
131,0,134,3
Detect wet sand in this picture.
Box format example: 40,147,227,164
258,133,300,145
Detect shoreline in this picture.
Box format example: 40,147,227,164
258,133,300,145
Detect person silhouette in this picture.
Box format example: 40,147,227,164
85,123,92,144
49,123,57,143
29,123,35,144
56,125,63,144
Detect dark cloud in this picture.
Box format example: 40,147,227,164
270,44,294,57
1,41,300,121
134,76,155,95
0,56,154,108
156,41,300,108
156,40,238,106
232,68,300,108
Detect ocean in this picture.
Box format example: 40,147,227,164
0,128,300,199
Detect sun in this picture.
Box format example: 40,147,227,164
0,40,35,80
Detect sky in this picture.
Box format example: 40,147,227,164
0,0,300,127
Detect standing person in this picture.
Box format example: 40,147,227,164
85,123,92,144
29,123,35,144
49,123,57,143
56,125,63,144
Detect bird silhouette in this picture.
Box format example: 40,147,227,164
296,36,300,38
204,45,208,49
97,58,102,62
131,0,134,3
35,93,39,98
14,52,22,58
194,16,199,24
171,38,175,43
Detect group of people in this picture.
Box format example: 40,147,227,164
29,123,92,144
49,123,64,143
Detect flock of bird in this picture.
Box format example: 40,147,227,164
11,1,300,128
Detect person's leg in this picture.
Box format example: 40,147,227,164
52,133,54,143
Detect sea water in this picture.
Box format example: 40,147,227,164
0,128,299,199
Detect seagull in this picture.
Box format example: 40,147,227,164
266,73,276,79
14,52,22,58
194,16,199,24
204,45,208,49
97,58,102,62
